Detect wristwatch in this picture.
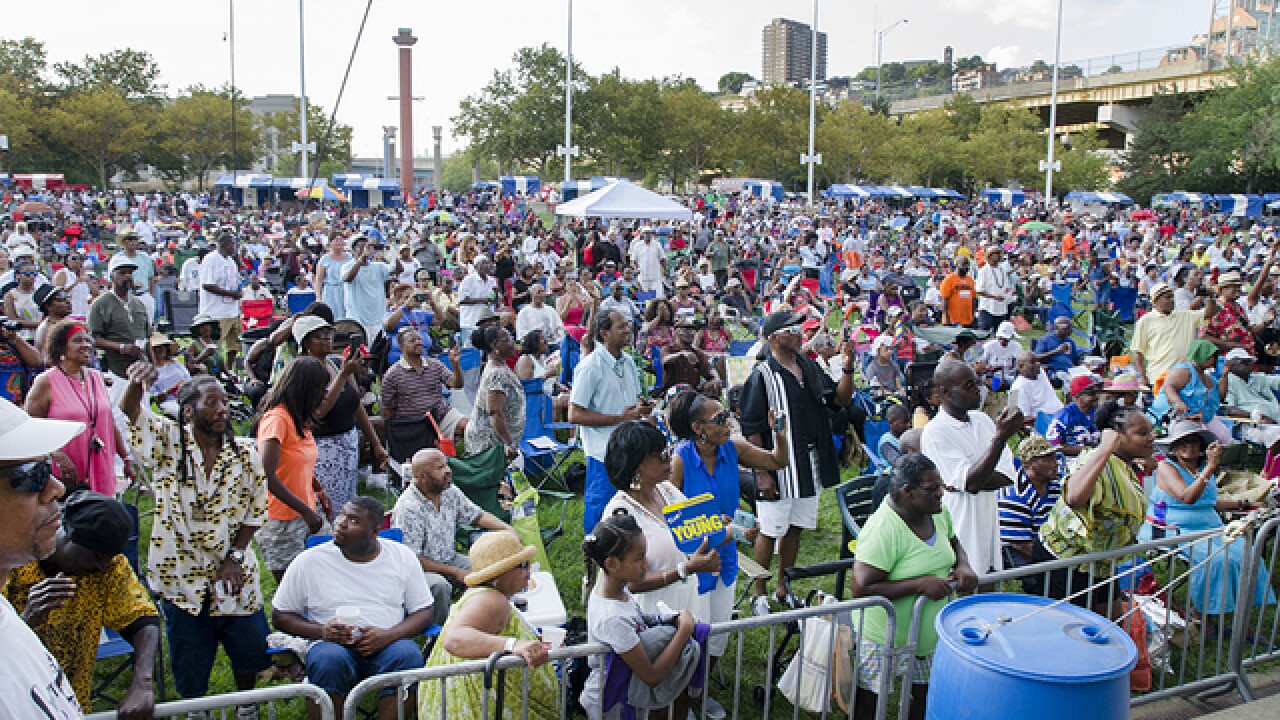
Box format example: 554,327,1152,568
226,548,246,565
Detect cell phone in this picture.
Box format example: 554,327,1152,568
730,509,755,543
1007,387,1020,412
774,412,786,434
333,332,352,345
414,292,430,303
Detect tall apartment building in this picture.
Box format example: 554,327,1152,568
762,18,828,86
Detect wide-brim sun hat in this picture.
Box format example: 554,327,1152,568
1161,419,1217,448
0,399,84,461
292,315,332,346
464,531,537,587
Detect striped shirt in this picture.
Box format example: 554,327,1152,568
997,472,1061,545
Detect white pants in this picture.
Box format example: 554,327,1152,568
640,277,665,298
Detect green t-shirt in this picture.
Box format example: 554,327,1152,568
854,503,956,656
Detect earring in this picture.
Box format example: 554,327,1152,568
630,477,641,490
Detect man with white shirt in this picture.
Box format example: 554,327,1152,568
922,360,1024,574
457,255,498,345
515,284,564,345
631,228,667,298
975,246,1014,331
977,321,1022,380
1009,351,1064,421
272,497,431,720
199,233,244,369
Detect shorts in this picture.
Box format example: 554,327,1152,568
257,516,310,572
217,318,240,354
856,636,931,689
161,600,271,698
757,494,819,538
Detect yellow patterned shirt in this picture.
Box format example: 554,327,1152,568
130,409,269,615
4,556,158,706
1039,450,1147,576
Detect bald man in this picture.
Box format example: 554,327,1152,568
921,360,1023,574
390,448,513,624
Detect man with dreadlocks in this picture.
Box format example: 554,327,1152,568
121,364,271,717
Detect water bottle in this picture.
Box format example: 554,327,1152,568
1152,501,1167,540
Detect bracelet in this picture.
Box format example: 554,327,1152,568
504,637,517,653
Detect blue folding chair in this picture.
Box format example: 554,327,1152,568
286,290,317,315
1109,286,1138,323
93,502,165,706
519,378,575,491
728,340,755,357
1034,411,1054,437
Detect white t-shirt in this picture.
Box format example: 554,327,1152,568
978,338,1020,375
198,252,241,320
515,303,565,345
271,539,432,631
633,240,665,281
975,264,1012,315
457,272,497,329
179,257,202,293
0,595,83,719
921,410,1017,575
396,258,421,285
1010,371,1065,419
580,589,646,720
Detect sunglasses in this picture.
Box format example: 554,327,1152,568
700,410,732,426
17,271,37,277
3,459,53,494
516,561,531,570
776,324,804,336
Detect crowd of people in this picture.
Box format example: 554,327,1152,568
2,181,1280,719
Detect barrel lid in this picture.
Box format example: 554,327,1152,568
935,593,1137,682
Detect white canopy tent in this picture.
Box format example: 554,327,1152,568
554,180,693,220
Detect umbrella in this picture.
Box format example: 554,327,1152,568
301,185,347,202
1018,220,1055,232
1130,209,1155,220
15,201,53,215
426,210,457,224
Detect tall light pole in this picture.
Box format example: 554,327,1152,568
1041,0,1064,203
875,18,908,102
294,0,315,179
557,0,578,183
228,0,238,185
801,0,822,204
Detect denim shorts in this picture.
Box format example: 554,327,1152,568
160,599,271,698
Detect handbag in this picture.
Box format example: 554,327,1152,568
778,596,840,713
426,410,456,457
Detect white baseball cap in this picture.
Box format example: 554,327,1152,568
995,321,1020,340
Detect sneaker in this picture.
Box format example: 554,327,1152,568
751,594,772,617
703,696,727,720
235,706,259,720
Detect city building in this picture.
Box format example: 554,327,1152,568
761,18,827,86
952,65,998,93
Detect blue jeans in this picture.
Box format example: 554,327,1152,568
307,638,425,697
160,600,270,698
582,457,617,533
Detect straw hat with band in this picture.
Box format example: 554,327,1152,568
1149,282,1174,301
148,332,178,350
1215,271,1244,290
464,531,537,587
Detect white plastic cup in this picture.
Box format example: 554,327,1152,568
336,605,361,628
541,626,566,649
214,580,237,613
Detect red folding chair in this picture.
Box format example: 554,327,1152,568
241,298,275,331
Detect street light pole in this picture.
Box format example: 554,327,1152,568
229,0,237,186
298,0,311,179
803,0,820,204
557,0,578,184
1042,0,1064,202
875,19,907,103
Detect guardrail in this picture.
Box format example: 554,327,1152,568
343,596,907,719
84,683,335,720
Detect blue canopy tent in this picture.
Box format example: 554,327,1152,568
743,180,784,202
471,180,500,191
1264,193,1280,210
330,173,365,187
1167,191,1211,204
499,176,541,196
1213,193,1264,218
823,184,873,199
560,181,595,202
342,177,403,209
979,188,1029,205
906,186,964,200
1065,191,1134,205
871,185,914,199
213,173,274,206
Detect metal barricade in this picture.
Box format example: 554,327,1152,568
978,525,1258,706
343,596,908,719
1232,514,1280,701
83,683,335,720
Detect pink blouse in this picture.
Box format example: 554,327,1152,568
43,367,118,495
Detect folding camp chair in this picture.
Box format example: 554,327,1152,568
519,378,575,491
241,298,275,332
1109,286,1138,323
286,290,317,315
164,290,199,335
832,472,885,598
728,339,755,358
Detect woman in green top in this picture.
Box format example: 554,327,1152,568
851,453,979,720
1039,400,1155,616
418,531,559,720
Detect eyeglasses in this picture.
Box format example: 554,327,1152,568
515,561,531,570
777,324,804,336
701,410,732,426
17,271,36,277
2,459,53,494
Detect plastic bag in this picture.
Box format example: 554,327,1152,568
778,597,841,713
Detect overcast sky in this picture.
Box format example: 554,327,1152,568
8,0,1216,161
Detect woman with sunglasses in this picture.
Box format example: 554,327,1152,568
600,420,720,618
32,284,72,360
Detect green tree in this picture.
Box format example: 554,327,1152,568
717,71,754,95
1117,90,1195,200
147,85,261,189
45,88,153,188
727,85,812,188
944,93,983,141
54,48,165,102
815,103,895,184
440,148,499,192
661,83,729,190
962,104,1042,188
260,103,354,178
891,109,962,186
0,37,51,96
1056,127,1110,192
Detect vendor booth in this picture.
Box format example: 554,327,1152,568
743,180,784,202
342,177,402,209
499,175,541,196
213,173,273,206
980,188,1030,206
1213,193,1264,218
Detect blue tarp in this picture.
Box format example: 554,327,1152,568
1065,191,1134,205
499,176,541,196
979,188,1029,205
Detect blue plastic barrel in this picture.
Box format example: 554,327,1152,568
926,593,1136,720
